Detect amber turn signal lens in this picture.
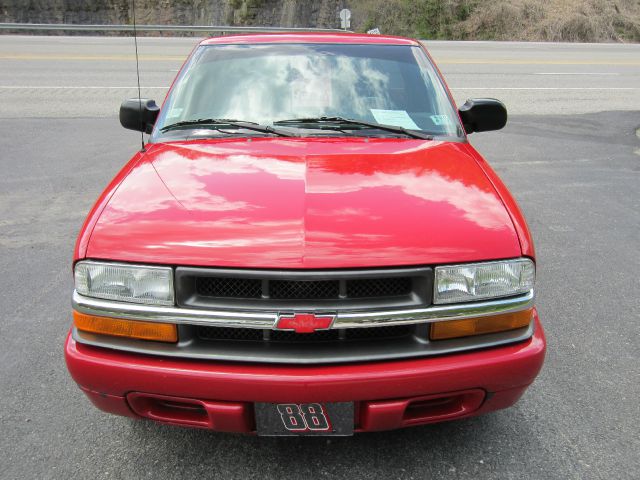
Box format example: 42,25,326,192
430,308,533,340
73,311,177,343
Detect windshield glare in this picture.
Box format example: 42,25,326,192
153,43,462,139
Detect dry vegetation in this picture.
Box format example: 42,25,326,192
349,0,640,42
2,0,638,42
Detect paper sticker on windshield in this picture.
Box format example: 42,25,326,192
370,109,419,130
430,114,452,126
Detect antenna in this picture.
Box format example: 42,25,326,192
131,0,145,152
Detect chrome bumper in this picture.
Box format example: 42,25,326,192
72,289,534,329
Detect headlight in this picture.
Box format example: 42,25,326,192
434,258,534,304
74,261,174,306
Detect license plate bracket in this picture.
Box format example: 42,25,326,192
255,402,354,436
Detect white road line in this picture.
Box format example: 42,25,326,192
492,159,591,166
534,72,620,75
451,87,637,90
0,85,167,89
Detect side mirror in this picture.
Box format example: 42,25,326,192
458,98,507,134
119,98,160,134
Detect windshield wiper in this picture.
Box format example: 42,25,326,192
160,118,296,137
274,116,434,140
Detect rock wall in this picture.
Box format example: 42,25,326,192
0,0,348,29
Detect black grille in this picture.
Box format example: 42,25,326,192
197,326,263,342
197,278,409,301
196,325,413,344
176,266,432,311
347,277,412,298
344,325,412,340
196,277,261,299
270,329,340,343
270,280,339,300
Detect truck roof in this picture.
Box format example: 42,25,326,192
199,33,420,46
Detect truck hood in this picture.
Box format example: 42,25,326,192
87,138,520,268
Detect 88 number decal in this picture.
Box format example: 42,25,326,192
276,403,331,432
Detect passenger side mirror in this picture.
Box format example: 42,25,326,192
458,98,507,134
119,98,160,134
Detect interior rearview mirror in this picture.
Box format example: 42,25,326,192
119,98,160,134
458,98,507,134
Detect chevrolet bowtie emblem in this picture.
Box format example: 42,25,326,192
275,313,335,334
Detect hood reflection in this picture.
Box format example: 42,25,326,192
88,139,520,268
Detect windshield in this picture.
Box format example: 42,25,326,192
152,43,463,140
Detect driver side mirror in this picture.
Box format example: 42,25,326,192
458,98,507,134
119,98,160,134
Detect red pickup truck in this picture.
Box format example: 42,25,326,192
65,33,545,435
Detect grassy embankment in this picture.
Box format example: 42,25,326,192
351,0,640,42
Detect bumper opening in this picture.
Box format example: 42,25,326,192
359,389,485,431
127,392,255,432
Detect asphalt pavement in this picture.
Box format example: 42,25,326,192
0,35,639,480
